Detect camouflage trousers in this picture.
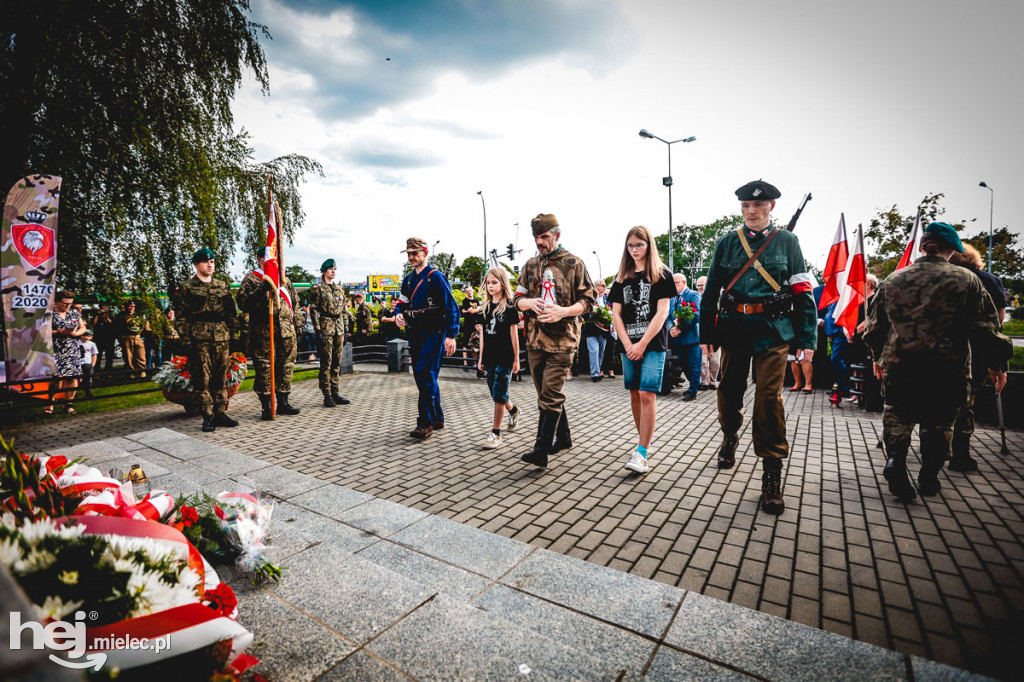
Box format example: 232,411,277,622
882,370,967,465
188,341,230,416
718,343,789,459
953,364,986,441
251,334,296,395
318,332,344,396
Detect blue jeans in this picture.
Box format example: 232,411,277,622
621,351,666,393
830,333,849,393
673,339,703,395
486,365,512,404
586,335,607,377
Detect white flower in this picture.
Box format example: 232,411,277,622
34,595,84,622
0,538,21,567
127,568,197,617
0,511,17,528
56,523,85,541
19,518,59,546
13,548,56,574
58,570,79,585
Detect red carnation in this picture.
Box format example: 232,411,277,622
205,582,238,617
178,505,199,528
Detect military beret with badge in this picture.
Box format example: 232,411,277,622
735,180,781,201
192,248,215,263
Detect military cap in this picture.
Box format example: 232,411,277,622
531,213,559,236
192,247,215,263
735,180,781,201
924,222,964,253
320,258,336,272
401,237,428,253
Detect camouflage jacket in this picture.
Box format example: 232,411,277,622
699,224,817,353
236,271,300,340
516,246,596,353
356,303,374,334
309,282,347,336
864,255,1013,376
175,276,236,343
116,311,144,337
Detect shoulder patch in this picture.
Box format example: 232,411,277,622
565,258,577,266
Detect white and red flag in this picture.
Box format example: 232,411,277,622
818,213,849,309
252,200,292,311
895,210,922,271
834,224,866,340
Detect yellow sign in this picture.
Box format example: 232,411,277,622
368,274,401,292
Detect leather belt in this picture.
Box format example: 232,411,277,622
732,302,765,315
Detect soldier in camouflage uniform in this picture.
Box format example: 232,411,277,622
309,258,351,407
353,293,374,345
514,214,596,469
236,250,302,420
698,181,817,515
116,301,147,376
175,248,238,432
864,222,1011,501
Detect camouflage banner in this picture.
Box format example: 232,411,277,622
1,174,62,383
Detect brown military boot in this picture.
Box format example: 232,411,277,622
410,424,433,440
717,433,739,469
760,458,785,515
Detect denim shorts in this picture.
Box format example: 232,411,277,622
487,365,512,404
621,351,666,393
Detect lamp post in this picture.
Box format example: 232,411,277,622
979,181,994,272
592,250,602,281
639,129,696,270
477,191,487,285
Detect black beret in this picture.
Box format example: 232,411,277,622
735,180,781,201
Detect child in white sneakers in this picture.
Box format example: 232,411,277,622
477,268,521,449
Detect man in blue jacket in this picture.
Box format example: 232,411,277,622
668,273,702,401
823,301,850,398
394,238,460,440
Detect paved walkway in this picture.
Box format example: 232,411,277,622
8,365,1022,680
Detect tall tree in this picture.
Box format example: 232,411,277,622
962,227,1024,301
402,251,455,280
285,264,316,284
654,215,743,280
453,256,485,285
864,193,973,279
0,0,321,302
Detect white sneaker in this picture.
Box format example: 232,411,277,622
624,448,651,474
507,405,520,431
483,432,503,449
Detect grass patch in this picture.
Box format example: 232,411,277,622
1003,319,1023,337
1010,347,1024,372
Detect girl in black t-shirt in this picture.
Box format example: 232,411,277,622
609,225,675,474
477,268,522,450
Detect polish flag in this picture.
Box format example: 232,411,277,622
895,210,922,271
834,225,866,340
818,214,849,309
262,199,281,287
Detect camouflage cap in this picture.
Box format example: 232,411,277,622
192,247,215,263
735,180,781,201
320,258,336,272
401,237,428,253
531,214,559,236
924,222,964,253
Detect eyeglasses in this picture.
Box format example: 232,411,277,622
626,242,647,251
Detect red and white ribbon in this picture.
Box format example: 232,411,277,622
74,483,175,522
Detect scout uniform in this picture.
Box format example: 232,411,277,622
116,302,147,373
175,248,238,431
309,258,350,407
354,296,374,344
864,223,1011,501
515,213,596,468
395,238,460,438
698,180,817,514
236,251,302,419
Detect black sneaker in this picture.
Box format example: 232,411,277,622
682,392,697,401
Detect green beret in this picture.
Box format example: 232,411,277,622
192,248,215,263
924,222,964,253
320,258,336,272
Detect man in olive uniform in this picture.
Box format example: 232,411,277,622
354,293,374,345
864,223,1011,501
698,181,817,515
116,301,147,375
175,248,239,432
236,249,302,420
309,258,351,407
514,214,596,468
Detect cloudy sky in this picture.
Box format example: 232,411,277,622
231,0,1023,284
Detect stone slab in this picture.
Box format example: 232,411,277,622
472,584,656,672
335,498,429,536
239,465,327,500
191,449,273,477
356,541,491,603
94,454,170,480
124,427,190,446
645,645,756,681
102,437,148,452
273,501,381,555
44,440,128,464
145,472,231,499
665,592,907,681
911,657,998,682
319,650,416,681
146,437,229,461
388,514,533,579
289,484,374,519
502,549,683,638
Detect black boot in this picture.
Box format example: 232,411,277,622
760,458,785,515
213,412,238,427
883,449,918,501
550,407,572,454
717,433,739,469
522,411,558,468
277,392,301,416
948,433,978,472
259,394,273,421
323,394,336,407
202,414,216,432
331,393,351,405
917,453,944,496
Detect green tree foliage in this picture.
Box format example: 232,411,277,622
863,194,974,279
654,215,743,280
0,1,322,304
286,264,316,284
402,251,455,280
453,256,486,285
961,227,1024,301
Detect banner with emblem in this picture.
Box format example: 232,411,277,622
1,174,62,383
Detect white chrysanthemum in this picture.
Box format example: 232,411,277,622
127,569,197,617
177,567,202,594
0,511,16,528
105,535,177,563
0,538,21,567
13,548,56,574
34,595,84,622
56,523,85,540
58,570,79,585
19,518,59,546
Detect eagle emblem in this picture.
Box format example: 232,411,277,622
12,223,56,268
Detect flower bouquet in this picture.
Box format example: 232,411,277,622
153,353,248,416
590,304,613,330
673,301,697,328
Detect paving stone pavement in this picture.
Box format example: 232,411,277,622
7,364,1023,680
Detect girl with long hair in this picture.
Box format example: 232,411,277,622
477,267,521,448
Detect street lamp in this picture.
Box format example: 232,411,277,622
592,250,602,281
979,181,994,272
477,191,487,285
639,129,696,270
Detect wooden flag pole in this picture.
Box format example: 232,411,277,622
267,175,276,420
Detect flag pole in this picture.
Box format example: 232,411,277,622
267,175,276,420
858,225,867,328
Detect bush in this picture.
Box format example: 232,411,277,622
1011,306,1024,321
1003,319,1024,337
1010,347,1024,372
